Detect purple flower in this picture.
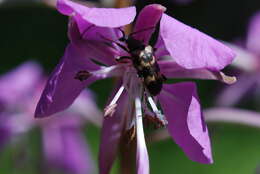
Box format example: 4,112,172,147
204,107,260,129
209,11,260,136
41,115,95,174
216,11,260,106
35,1,236,173
0,61,101,174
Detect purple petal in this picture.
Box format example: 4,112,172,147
0,115,11,149
0,113,34,149
158,82,213,164
133,4,166,44
74,39,118,66
154,35,170,58
71,89,103,126
68,18,120,66
42,117,93,174
246,11,260,56
99,84,129,174
204,107,260,128
159,60,236,84
160,14,235,70
0,61,42,106
224,42,258,72
57,0,136,27
216,73,258,106
68,17,123,45
136,99,149,174
35,44,100,118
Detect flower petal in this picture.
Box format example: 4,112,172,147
204,107,260,128
35,44,100,118
160,14,235,70
246,11,260,55
135,97,149,174
99,84,129,174
0,115,12,148
70,89,103,126
42,117,94,174
224,42,258,72
133,4,166,44
154,35,170,58
57,0,136,27
159,60,236,84
158,82,213,164
69,17,123,46
75,39,118,66
216,73,258,106
0,61,42,106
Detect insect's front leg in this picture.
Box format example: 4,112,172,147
115,56,132,63
162,74,167,82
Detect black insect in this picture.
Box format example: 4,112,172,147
114,27,167,96
75,26,167,96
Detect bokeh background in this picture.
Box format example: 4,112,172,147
1,0,260,173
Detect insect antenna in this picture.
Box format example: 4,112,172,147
148,23,160,48
99,34,129,53
117,27,128,41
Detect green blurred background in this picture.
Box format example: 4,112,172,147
1,0,260,173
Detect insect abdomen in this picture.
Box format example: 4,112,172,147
144,74,163,96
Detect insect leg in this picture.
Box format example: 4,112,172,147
117,27,127,42
115,56,132,63
99,34,129,53
148,24,160,48
162,74,167,81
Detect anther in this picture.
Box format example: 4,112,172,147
144,114,165,128
104,86,125,117
75,71,91,81
104,104,117,117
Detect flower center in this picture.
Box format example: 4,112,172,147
104,69,167,130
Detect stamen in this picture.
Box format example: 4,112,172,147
144,114,165,128
135,97,142,118
135,96,149,172
93,65,121,78
75,65,124,82
135,97,145,146
104,86,125,117
147,96,159,113
147,96,168,126
104,104,117,117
